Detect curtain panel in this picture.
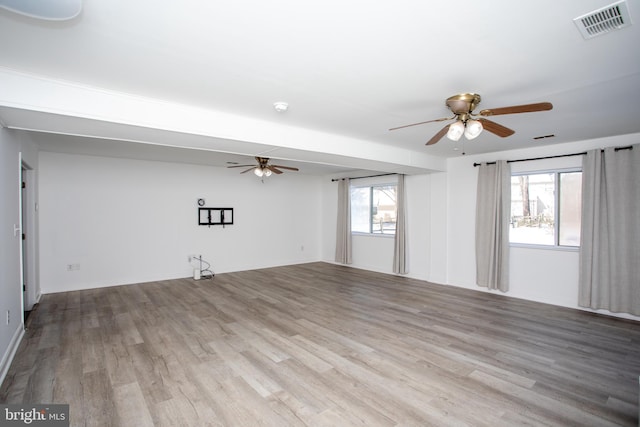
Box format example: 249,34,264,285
335,178,352,264
579,144,639,315
393,174,408,274
475,160,511,292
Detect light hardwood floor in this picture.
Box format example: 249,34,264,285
1,262,639,426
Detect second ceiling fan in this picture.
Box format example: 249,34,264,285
390,93,553,146
227,156,299,177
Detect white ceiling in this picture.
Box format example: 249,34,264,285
1,0,639,175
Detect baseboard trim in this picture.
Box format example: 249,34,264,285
0,323,25,387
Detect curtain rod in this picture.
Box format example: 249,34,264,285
331,173,397,182
473,145,633,167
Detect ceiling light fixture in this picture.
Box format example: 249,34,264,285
253,167,272,177
0,0,82,20
464,119,483,140
391,93,551,146
227,156,299,178
273,102,289,113
446,121,465,141
447,116,483,142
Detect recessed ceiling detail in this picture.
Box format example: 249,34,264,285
0,0,82,20
574,0,632,39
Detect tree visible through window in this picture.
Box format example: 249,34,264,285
351,184,397,235
510,170,582,246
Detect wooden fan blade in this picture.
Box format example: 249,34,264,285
479,118,515,137
271,165,299,171
389,116,455,131
267,166,283,174
479,102,552,117
426,125,450,146
227,164,255,168
240,167,255,174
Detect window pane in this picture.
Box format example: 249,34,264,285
559,172,582,246
372,185,396,234
350,187,371,233
350,184,397,235
510,173,555,245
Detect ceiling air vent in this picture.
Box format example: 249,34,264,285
574,0,632,39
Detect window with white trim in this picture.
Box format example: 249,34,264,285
351,184,397,235
510,169,582,247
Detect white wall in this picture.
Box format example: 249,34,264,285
321,133,640,321
446,133,640,321
427,172,447,284
0,128,38,384
320,173,446,281
320,175,394,273
39,151,322,293
25,133,640,319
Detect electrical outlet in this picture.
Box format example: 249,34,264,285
66,263,80,271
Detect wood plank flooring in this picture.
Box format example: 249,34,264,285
1,262,639,426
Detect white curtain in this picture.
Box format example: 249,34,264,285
475,160,511,292
579,145,639,315
393,174,408,274
335,178,352,264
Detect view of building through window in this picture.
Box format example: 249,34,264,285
351,184,397,234
510,171,582,246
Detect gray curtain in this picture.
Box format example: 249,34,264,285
475,160,510,292
393,174,408,274
335,178,352,264
579,144,639,315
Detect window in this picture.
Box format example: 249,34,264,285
510,170,582,247
351,184,397,235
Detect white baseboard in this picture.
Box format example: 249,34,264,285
0,323,25,387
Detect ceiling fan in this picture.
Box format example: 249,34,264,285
390,93,553,146
227,156,299,177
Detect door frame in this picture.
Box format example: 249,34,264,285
20,156,37,318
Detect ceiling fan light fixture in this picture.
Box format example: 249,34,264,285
391,93,552,147
228,156,298,176
464,119,483,140
447,121,465,141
